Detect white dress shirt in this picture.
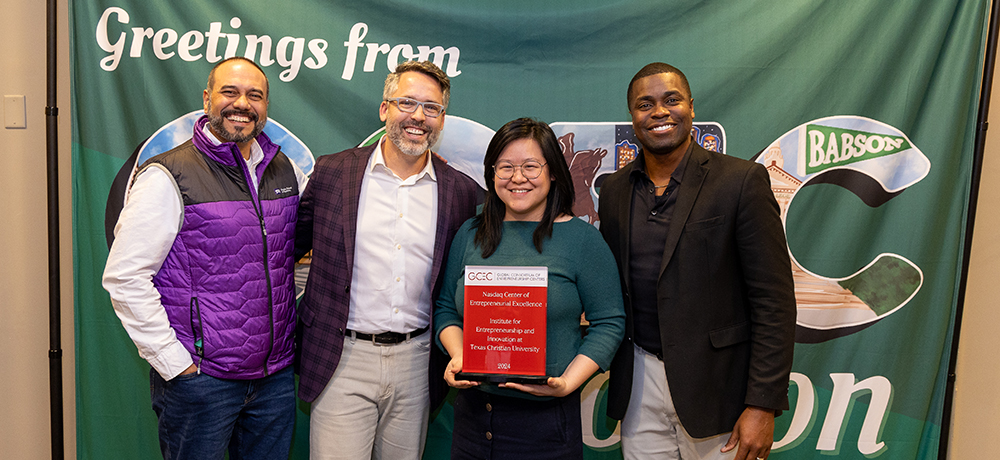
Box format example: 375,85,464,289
346,136,439,334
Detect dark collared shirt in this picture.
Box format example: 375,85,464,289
627,142,692,356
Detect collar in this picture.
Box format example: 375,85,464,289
201,121,263,166
628,138,694,186
191,115,279,168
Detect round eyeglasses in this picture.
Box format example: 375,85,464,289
493,160,547,180
385,97,445,117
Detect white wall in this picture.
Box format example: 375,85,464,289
948,37,1000,460
0,0,75,458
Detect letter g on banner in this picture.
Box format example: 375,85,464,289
755,116,929,343
96,7,129,70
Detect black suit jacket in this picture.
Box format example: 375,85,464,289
294,143,480,404
598,143,796,438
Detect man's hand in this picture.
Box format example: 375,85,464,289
721,406,775,460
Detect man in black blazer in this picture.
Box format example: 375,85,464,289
295,61,479,459
598,62,796,460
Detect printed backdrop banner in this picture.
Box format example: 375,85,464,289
71,0,989,458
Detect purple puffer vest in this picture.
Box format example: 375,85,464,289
138,116,299,379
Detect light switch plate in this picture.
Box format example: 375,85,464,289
4,95,26,129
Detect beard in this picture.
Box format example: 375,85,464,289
207,106,266,145
386,119,440,157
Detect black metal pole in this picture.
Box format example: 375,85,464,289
938,1,1000,458
46,0,64,457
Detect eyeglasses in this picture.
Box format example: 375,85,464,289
385,97,445,117
493,160,547,180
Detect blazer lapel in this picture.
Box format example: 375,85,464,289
610,162,637,339
659,146,710,276
342,147,371,280
613,162,636,294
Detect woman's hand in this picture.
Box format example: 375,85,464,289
439,325,479,389
500,354,600,397
444,353,479,389
501,377,572,397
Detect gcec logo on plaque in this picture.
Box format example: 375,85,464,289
460,266,548,384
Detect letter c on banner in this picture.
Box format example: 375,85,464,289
581,371,619,449
756,116,929,343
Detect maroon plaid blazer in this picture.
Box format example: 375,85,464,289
294,143,481,403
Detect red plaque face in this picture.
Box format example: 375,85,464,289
462,266,547,378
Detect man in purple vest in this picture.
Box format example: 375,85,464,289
103,57,308,460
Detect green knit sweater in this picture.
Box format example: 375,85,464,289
434,218,625,399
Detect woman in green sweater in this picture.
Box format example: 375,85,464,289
434,118,625,459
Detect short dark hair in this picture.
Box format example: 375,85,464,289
207,57,269,100
626,62,690,111
384,60,451,108
473,118,575,258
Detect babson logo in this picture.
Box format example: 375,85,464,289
757,116,931,456
759,116,930,344
805,124,911,175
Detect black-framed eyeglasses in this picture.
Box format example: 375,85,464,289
493,160,547,180
385,97,445,117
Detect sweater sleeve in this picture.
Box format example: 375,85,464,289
433,219,474,354
571,224,626,371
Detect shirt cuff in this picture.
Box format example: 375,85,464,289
146,340,194,380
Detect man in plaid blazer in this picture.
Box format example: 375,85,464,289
294,61,480,460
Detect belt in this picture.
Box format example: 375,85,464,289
347,326,429,345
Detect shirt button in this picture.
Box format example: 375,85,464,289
398,213,403,218
486,431,493,440
486,403,492,412
396,277,401,282
397,244,402,250
394,308,399,313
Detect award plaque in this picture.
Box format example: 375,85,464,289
457,265,548,384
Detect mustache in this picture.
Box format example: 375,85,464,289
402,121,429,132
222,108,259,122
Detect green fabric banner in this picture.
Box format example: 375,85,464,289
71,0,989,458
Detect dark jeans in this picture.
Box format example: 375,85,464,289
150,365,295,460
451,388,583,460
